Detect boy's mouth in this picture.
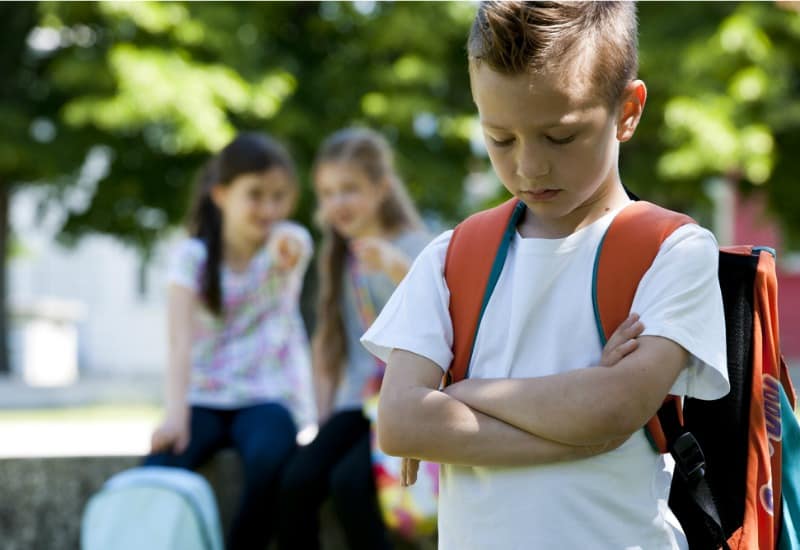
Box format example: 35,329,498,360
521,189,561,202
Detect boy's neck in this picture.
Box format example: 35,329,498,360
518,181,630,239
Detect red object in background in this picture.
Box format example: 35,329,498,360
731,191,800,360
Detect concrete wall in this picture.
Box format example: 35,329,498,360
0,451,435,550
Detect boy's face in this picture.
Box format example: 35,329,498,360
470,62,644,234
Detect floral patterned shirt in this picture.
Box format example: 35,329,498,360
167,221,315,428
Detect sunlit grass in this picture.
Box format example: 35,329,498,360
0,404,161,423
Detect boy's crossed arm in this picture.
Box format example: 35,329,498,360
377,313,677,467
445,314,688,447
446,336,686,447
377,350,624,468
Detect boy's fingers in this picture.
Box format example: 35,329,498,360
605,316,644,353
407,459,419,486
624,321,644,338
616,339,638,358
601,337,640,366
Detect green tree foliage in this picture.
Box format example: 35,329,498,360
23,1,478,251
632,2,800,242
13,2,800,246
0,1,796,374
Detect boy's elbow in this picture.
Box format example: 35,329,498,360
376,418,406,457
376,392,417,457
603,391,658,438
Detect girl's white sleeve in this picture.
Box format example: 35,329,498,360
167,239,206,292
632,224,729,400
361,230,455,372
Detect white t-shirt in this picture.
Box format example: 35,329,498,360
361,203,729,550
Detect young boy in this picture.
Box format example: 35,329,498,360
361,2,729,549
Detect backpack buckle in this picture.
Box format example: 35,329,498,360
672,432,706,484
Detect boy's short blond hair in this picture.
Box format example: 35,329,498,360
468,1,638,106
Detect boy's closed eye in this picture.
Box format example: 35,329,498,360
545,133,575,145
486,133,576,148
487,134,516,147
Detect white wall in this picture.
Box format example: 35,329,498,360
9,189,174,376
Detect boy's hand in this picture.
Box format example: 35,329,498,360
351,237,410,280
600,313,644,367
401,457,420,487
150,410,190,455
269,229,304,271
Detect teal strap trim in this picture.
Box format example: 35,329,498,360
779,385,800,550
465,201,527,378
591,227,611,347
643,427,659,454
591,226,661,453
753,246,777,258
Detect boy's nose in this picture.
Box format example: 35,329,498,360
516,159,550,181
517,145,550,180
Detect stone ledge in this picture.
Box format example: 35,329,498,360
0,451,435,550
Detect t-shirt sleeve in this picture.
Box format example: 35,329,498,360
361,230,455,372
167,238,206,292
631,224,729,400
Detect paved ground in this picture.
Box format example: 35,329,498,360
0,372,321,458
0,372,162,409
0,373,161,458
1,364,799,459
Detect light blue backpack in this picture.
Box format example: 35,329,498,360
81,466,224,550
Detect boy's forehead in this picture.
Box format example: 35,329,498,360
470,62,604,127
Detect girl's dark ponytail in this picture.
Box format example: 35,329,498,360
186,159,224,315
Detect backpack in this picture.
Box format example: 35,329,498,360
443,198,799,550
81,466,224,550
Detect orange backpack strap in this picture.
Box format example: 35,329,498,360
444,198,525,384
592,201,695,453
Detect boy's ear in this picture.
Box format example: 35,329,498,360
616,80,647,143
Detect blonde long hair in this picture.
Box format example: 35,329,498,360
313,128,422,381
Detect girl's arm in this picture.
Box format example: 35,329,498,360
151,284,195,454
445,334,687,446
269,224,314,272
378,349,626,467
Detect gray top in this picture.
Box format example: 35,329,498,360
333,229,431,412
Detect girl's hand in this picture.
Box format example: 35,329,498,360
269,228,305,271
600,313,644,367
401,457,420,487
351,237,411,282
150,410,190,455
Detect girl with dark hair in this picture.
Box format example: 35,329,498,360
146,132,314,550
277,127,430,550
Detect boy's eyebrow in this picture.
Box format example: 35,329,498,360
481,115,585,131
